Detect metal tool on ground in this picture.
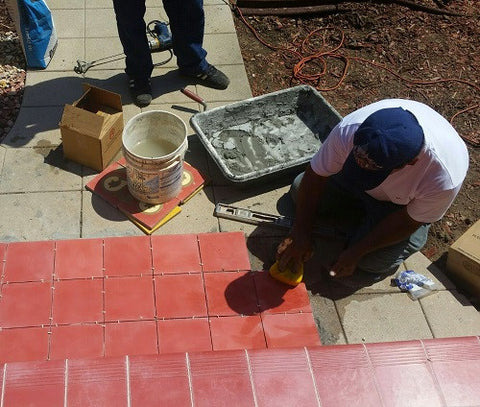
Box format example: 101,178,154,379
74,20,173,74
180,88,208,111
214,203,347,238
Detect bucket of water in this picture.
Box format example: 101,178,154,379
122,110,188,204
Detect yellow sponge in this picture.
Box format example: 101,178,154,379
269,260,304,287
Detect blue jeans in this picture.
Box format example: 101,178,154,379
290,172,430,274
112,0,208,80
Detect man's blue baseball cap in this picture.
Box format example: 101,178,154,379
341,107,425,191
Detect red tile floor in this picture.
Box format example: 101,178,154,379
1,232,480,406
0,232,320,363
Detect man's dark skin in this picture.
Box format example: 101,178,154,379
277,160,423,277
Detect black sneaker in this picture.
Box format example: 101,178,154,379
129,77,152,107
182,64,230,90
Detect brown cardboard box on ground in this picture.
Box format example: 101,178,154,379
59,84,123,171
446,219,480,299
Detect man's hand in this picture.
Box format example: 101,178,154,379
329,246,363,277
276,236,313,274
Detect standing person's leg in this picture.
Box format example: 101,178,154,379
112,0,153,106
162,0,207,74
162,0,229,89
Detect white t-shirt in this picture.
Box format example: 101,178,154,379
310,99,469,223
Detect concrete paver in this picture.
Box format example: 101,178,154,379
0,0,478,349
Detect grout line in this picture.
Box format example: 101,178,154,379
1,363,5,407
244,349,259,407
185,353,194,407
64,359,68,407
125,355,131,407
362,343,387,407
419,340,448,406
304,347,322,407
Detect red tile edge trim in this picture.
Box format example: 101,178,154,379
1,337,479,407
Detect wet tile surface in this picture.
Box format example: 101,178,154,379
1,233,478,406
0,233,317,363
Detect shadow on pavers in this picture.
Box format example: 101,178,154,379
4,71,195,148
246,221,391,301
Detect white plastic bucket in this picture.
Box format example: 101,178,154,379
122,110,188,204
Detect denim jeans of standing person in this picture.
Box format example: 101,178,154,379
112,0,208,81
290,172,430,275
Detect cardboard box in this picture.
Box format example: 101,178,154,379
60,84,123,171
446,219,480,299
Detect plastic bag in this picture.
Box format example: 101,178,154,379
391,269,436,300
6,0,58,69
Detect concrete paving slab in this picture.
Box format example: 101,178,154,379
47,38,85,72
143,102,201,135
203,33,245,66
51,9,85,38
49,0,85,9
23,72,85,107
404,250,457,290
214,183,294,237
204,5,238,34
145,7,168,23
0,147,82,193
419,290,480,337
86,0,109,8
2,106,63,148
335,293,434,343
0,191,81,242
85,8,118,38
155,187,220,235
81,191,145,239
308,294,347,345
85,38,125,71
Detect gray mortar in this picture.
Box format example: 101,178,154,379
192,85,342,182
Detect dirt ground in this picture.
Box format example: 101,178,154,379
0,1,478,277
232,0,479,274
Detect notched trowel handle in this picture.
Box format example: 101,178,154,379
181,88,208,111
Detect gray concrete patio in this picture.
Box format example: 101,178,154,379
1,0,478,345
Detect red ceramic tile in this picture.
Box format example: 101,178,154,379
157,318,212,354
0,242,6,278
55,238,103,279
67,357,128,407
209,315,267,351
104,235,152,277
308,345,383,407
155,274,207,318
366,340,443,407
204,271,258,316
0,281,52,328
52,279,103,324
0,327,49,363
197,232,251,272
424,337,480,406
151,234,201,274
248,347,320,406
49,324,104,360
254,271,312,314
3,359,65,407
129,353,191,406
4,240,54,282
189,350,255,407
261,313,321,348
105,276,155,321
105,321,158,358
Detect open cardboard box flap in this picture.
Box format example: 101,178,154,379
60,84,123,139
59,83,124,171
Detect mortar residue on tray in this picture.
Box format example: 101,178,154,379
210,114,321,176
